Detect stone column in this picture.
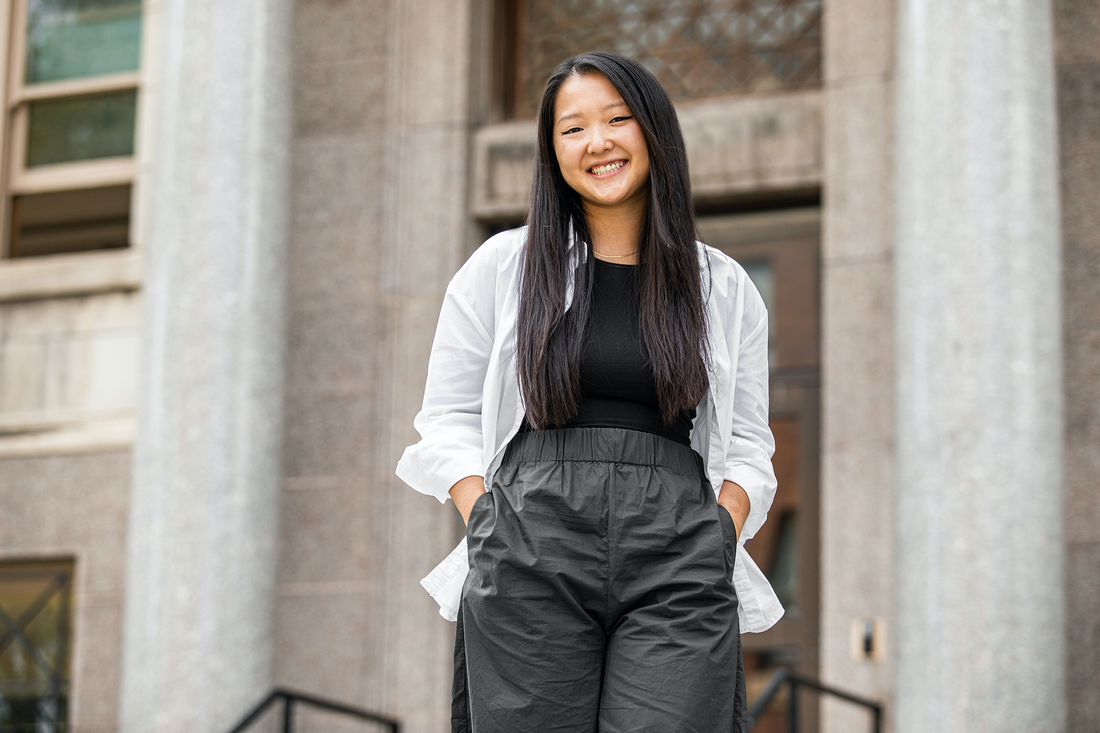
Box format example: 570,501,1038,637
894,1,1064,731
118,0,293,730
819,0,897,729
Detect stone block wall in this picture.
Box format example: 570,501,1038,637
276,0,474,730
1054,0,1100,727
0,287,140,457
819,0,898,728
0,451,130,733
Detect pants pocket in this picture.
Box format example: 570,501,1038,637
465,490,494,546
716,503,738,572
451,598,472,733
733,629,749,732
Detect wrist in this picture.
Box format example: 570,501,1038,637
449,475,486,525
718,480,750,536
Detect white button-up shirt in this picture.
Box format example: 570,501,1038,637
396,226,783,633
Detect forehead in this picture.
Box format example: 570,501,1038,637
554,72,629,122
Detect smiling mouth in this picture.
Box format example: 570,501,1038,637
588,160,626,176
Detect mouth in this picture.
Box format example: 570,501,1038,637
588,160,626,177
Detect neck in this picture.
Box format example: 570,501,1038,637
583,198,645,264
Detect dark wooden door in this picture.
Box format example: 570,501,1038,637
698,208,821,733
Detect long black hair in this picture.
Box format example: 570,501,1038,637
517,52,710,429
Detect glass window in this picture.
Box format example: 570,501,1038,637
742,258,776,366
506,0,823,118
0,562,73,733
26,0,143,84
27,90,137,167
742,258,774,312
766,509,799,613
11,185,130,257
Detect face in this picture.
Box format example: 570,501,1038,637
552,71,651,214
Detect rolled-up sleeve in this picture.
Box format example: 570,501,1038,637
722,292,778,543
396,259,496,503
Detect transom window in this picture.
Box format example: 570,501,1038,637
3,0,143,258
498,0,823,119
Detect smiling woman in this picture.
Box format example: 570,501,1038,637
520,54,711,432
397,51,780,733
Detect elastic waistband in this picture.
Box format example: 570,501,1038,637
502,426,704,477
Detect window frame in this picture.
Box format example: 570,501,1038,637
0,0,143,259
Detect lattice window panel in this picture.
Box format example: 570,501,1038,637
0,562,73,732
509,0,822,118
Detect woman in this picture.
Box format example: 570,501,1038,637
397,52,782,732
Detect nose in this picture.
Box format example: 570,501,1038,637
587,128,613,155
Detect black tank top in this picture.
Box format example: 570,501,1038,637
522,257,695,445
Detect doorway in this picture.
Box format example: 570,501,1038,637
698,207,821,733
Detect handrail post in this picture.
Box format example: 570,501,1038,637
788,677,799,733
282,695,293,733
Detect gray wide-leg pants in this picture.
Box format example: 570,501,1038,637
453,427,749,733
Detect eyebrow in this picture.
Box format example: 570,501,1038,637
556,101,630,126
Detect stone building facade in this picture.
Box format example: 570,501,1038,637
0,0,1096,731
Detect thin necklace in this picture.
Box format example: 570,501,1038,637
592,249,638,259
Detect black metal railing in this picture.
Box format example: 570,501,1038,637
748,668,882,733
227,671,875,733
227,688,400,733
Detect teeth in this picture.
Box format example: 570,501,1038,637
590,161,625,175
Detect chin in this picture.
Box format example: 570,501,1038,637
593,189,641,208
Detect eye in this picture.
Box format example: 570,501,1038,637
610,115,634,124
560,127,582,136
